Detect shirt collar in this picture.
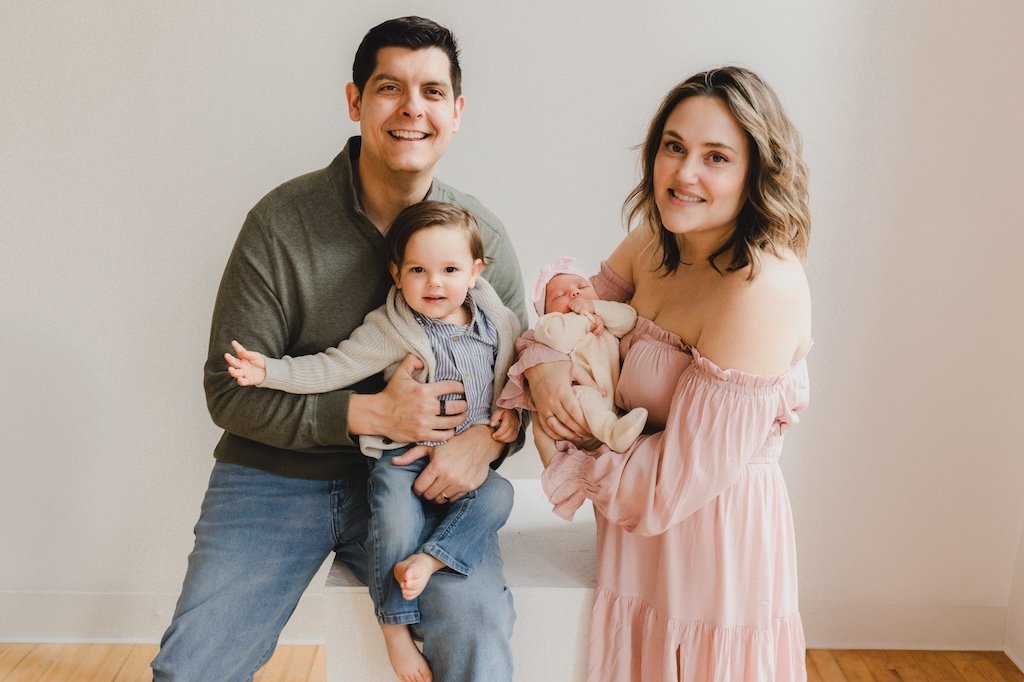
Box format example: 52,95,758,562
413,292,486,338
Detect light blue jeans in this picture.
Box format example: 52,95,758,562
368,446,515,625
151,461,515,681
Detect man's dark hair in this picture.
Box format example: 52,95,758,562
352,16,462,98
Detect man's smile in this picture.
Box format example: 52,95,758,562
389,129,430,140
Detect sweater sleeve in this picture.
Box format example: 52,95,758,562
592,301,638,338
260,307,405,393
534,312,594,354
541,350,786,535
470,208,528,332
204,212,355,449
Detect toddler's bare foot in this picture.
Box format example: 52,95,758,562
381,624,432,682
394,552,445,600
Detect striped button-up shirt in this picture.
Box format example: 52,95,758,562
413,295,499,446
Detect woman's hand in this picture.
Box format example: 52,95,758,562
523,360,598,442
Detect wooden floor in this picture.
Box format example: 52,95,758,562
0,643,1020,681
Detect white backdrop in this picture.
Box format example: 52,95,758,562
2,0,1023,659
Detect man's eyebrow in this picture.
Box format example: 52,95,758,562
663,129,738,154
371,73,450,90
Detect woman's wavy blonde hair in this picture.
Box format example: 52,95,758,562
623,66,810,278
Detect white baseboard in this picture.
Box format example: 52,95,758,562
0,591,1012,655
3,592,1008,653
1006,643,1023,671
0,590,326,644
802,599,1007,650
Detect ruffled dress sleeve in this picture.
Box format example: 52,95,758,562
591,260,633,303
542,348,794,536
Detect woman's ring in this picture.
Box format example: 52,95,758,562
441,492,451,500
544,412,555,419
439,398,447,417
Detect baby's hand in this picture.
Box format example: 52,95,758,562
568,298,596,315
489,408,521,443
569,299,604,336
224,340,268,386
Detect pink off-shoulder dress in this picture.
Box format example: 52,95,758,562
536,264,809,682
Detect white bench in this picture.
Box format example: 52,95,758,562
324,478,595,681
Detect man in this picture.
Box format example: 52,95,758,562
152,16,526,681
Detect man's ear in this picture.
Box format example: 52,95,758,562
451,95,466,133
468,258,484,287
345,82,362,122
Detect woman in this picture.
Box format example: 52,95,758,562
523,67,811,681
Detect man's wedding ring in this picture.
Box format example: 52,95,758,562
439,398,447,416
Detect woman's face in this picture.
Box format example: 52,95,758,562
652,95,750,245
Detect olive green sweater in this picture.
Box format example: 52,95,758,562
204,137,528,480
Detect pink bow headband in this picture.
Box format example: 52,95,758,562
531,257,588,316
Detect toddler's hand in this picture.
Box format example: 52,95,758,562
489,408,521,444
224,339,268,386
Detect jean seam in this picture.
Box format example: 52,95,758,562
249,641,278,679
368,475,387,622
377,611,421,626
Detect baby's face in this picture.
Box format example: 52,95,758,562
544,273,598,314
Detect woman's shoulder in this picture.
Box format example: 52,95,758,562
723,248,808,304
700,249,811,375
605,227,661,285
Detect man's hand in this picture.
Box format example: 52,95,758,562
392,424,502,504
523,360,599,442
348,354,467,443
224,340,268,386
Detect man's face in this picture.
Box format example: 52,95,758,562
346,46,465,178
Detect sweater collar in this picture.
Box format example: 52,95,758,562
328,136,440,218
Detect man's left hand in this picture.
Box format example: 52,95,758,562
391,424,501,504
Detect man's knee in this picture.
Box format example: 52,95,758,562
478,473,514,514
422,545,514,631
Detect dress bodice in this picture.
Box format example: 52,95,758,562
614,317,691,430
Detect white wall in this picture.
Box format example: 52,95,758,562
1007,525,1024,668
3,0,1023,649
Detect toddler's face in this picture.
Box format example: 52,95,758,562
391,225,483,324
544,273,598,314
